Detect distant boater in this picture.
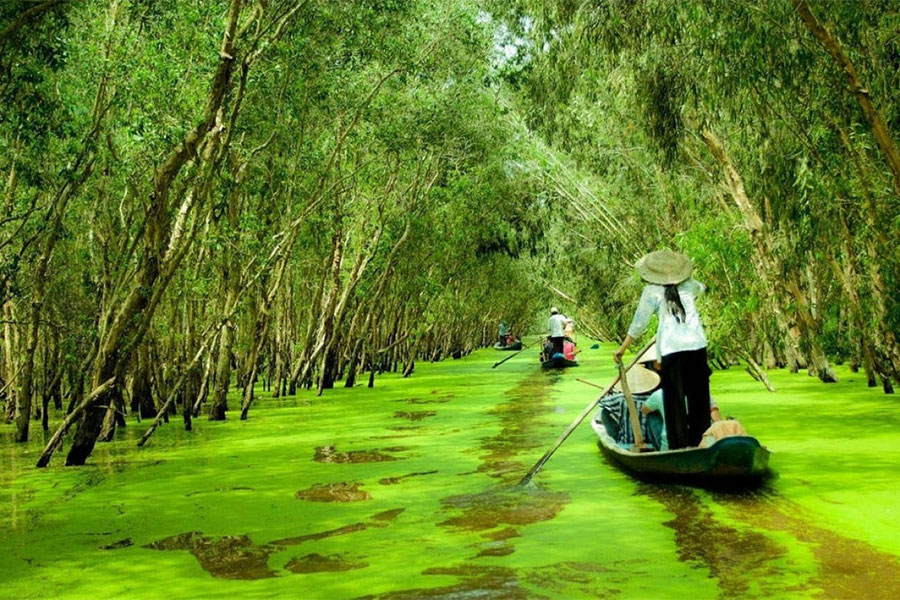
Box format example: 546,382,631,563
548,307,567,357
613,250,711,449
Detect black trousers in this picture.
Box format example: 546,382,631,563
660,347,711,449
550,336,564,355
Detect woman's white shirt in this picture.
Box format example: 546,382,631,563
627,279,707,358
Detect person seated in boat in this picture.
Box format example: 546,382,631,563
641,392,723,451
498,320,509,345
548,307,567,357
698,413,747,448
562,318,577,360
638,342,742,450
598,366,661,448
541,337,555,362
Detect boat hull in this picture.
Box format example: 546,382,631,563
493,341,523,351
591,417,770,485
541,355,578,368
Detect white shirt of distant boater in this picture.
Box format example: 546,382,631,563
548,313,567,337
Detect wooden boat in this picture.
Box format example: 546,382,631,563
541,353,578,369
590,414,770,484
493,340,523,351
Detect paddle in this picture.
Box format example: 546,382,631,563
491,337,540,369
618,360,652,452
517,341,654,486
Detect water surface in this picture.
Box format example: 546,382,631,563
2,344,899,598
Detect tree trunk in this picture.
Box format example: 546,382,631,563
210,321,233,421
61,0,244,467
130,347,155,419
701,128,835,382
344,339,363,388
792,0,900,200
3,300,17,424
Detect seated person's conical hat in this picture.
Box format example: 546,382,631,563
613,365,661,395
638,341,658,365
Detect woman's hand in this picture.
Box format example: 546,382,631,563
613,334,634,364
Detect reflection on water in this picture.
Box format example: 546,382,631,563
285,552,369,573
99,538,133,550
357,565,528,600
438,370,569,532
378,471,437,485
373,369,571,597
392,411,437,421
145,532,280,580
313,445,409,464
439,485,568,532
145,508,406,579
475,543,515,557
394,396,454,405
637,484,788,597
721,492,900,599
637,482,900,599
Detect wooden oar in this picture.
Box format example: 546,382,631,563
492,338,539,369
619,361,652,452
517,341,654,486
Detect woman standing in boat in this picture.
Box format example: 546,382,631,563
612,250,710,449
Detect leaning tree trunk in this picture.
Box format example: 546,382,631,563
210,317,234,421
792,0,900,200
130,346,155,419
701,129,835,382
59,0,244,467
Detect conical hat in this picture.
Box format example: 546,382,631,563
635,250,692,285
613,365,661,395
638,341,658,364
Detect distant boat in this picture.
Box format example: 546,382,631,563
590,415,770,485
540,353,578,368
493,340,523,351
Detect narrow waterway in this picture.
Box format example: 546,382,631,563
2,344,899,598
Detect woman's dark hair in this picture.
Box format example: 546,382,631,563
664,284,686,323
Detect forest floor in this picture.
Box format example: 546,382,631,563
2,343,900,599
